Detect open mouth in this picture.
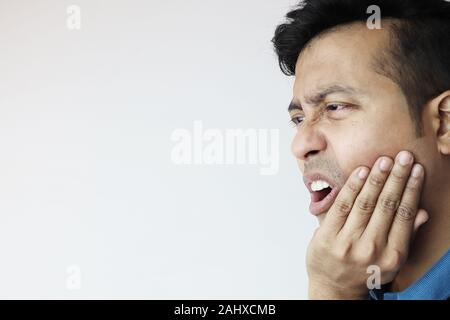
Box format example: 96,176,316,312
309,185,339,216
304,173,340,216
311,186,333,203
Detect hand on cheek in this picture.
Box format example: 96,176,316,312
307,150,428,300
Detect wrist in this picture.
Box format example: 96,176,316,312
309,282,368,300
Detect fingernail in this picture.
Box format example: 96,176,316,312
412,164,423,178
358,167,369,179
398,151,413,166
379,158,393,172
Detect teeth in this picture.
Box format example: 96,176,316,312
311,180,331,192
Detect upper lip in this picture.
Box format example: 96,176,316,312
303,172,338,194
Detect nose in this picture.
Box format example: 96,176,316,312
291,122,327,162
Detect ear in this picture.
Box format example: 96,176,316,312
429,91,450,155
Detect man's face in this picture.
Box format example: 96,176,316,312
290,23,433,223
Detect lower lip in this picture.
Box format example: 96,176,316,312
309,187,340,216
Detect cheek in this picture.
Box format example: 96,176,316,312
331,123,410,179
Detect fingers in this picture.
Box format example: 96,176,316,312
363,151,416,242
322,150,426,253
387,163,425,253
322,166,369,235
310,150,427,291
412,209,429,240
338,156,394,239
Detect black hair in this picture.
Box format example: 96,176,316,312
272,0,450,136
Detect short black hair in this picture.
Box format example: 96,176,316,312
272,0,450,136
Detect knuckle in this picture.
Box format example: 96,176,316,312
311,228,332,248
390,169,408,182
383,249,405,271
356,196,377,213
334,199,353,216
379,196,400,212
355,242,377,264
368,174,384,187
309,236,326,254
396,204,415,222
312,227,330,244
333,242,352,261
405,177,421,192
347,181,360,193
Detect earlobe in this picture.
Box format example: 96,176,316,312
435,92,450,155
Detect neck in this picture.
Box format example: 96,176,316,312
390,186,450,292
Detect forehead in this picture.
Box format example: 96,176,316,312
293,22,391,97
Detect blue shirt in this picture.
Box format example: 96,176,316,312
369,249,450,300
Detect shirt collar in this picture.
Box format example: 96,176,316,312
370,249,450,300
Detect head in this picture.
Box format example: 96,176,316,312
272,0,450,222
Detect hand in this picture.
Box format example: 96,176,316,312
306,150,429,300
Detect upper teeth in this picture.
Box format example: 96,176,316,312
311,180,331,191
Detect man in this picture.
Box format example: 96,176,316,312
272,0,450,299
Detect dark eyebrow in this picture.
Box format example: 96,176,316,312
288,85,362,112
288,100,302,113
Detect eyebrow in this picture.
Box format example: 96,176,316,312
288,85,362,112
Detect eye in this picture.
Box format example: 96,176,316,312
289,115,305,127
326,103,350,111
289,103,351,128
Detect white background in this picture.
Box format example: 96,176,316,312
0,0,316,299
